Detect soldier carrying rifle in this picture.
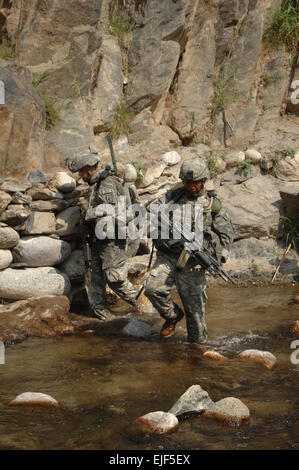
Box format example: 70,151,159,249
144,156,235,345
68,145,140,320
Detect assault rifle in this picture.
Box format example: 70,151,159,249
158,208,237,286
80,220,93,286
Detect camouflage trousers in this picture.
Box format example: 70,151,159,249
145,251,208,344
86,239,139,313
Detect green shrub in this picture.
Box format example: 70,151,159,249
38,92,61,130
211,71,238,120
130,161,147,177
280,215,299,249
262,72,279,86
0,37,14,61
206,154,222,179
32,73,46,88
263,0,299,54
238,158,253,175
108,14,129,47
109,99,134,139
271,147,296,162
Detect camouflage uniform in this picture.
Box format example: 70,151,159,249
85,172,140,310
145,159,234,344
68,154,140,318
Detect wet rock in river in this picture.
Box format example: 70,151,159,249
0,295,74,343
122,319,151,339
168,385,213,417
238,349,277,370
10,392,59,407
135,411,179,435
202,350,229,361
202,397,250,427
290,321,299,338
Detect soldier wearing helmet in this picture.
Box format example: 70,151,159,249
68,152,140,320
145,156,234,344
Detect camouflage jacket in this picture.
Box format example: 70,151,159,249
84,170,137,224
149,185,235,263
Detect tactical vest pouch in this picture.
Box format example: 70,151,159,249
176,249,191,271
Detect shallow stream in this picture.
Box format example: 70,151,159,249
0,285,298,450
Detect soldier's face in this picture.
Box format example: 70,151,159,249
79,167,89,181
184,180,203,196
79,166,98,182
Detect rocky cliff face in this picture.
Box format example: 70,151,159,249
0,0,298,168
0,0,298,293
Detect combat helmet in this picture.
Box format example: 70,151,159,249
179,157,210,182
68,152,100,173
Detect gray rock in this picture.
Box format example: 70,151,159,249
30,199,69,212
0,64,45,176
90,35,123,133
59,249,86,283
0,191,12,213
0,267,71,300
0,227,19,249
122,319,151,339
275,153,299,182
0,180,32,193
225,151,245,168
245,149,262,163
217,175,283,239
13,236,71,267
28,170,47,184
56,206,80,236
1,205,31,226
203,397,250,426
162,151,181,166
25,212,56,235
167,3,215,140
226,237,299,279
0,249,13,270
169,385,214,417
11,192,32,205
221,165,261,185
29,188,64,201
280,182,299,229
51,172,76,193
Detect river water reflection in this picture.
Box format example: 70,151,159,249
0,285,298,450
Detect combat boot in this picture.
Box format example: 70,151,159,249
160,309,184,339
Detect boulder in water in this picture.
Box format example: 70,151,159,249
122,319,151,339
238,349,277,370
290,321,299,338
168,385,213,417
202,350,229,361
0,295,74,343
135,411,179,435
202,397,250,427
10,392,59,407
